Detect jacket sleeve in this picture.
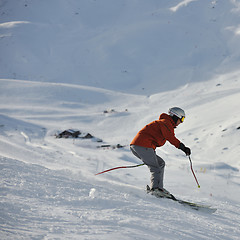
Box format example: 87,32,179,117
160,122,180,148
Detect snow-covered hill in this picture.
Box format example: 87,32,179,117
1,0,240,239
1,0,240,94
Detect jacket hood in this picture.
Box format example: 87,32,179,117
159,113,177,128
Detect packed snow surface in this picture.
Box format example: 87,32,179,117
1,0,240,239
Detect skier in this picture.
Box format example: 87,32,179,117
130,107,191,198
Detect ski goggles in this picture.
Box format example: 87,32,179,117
180,116,185,123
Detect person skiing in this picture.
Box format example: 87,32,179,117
130,107,191,198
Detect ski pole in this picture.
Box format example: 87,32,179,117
95,163,145,175
188,156,200,188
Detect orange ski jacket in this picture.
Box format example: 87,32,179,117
130,113,181,150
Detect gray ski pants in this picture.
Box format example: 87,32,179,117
130,145,165,189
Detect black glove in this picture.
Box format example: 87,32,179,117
179,143,191,156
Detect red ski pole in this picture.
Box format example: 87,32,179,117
95,163,145,175
188,156,200,188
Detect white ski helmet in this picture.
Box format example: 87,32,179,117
168,107,185,122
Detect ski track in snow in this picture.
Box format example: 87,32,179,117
1,156,240,240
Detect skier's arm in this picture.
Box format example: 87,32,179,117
161,123,180,148
161,123,191,155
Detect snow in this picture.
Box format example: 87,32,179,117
0,0,240,239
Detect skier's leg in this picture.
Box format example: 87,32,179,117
156,155,165,189
130,145,162,189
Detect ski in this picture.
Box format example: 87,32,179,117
146,185,217,213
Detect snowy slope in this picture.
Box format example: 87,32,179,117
1,0,240,94
1,0,240,239
1,75,240,240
